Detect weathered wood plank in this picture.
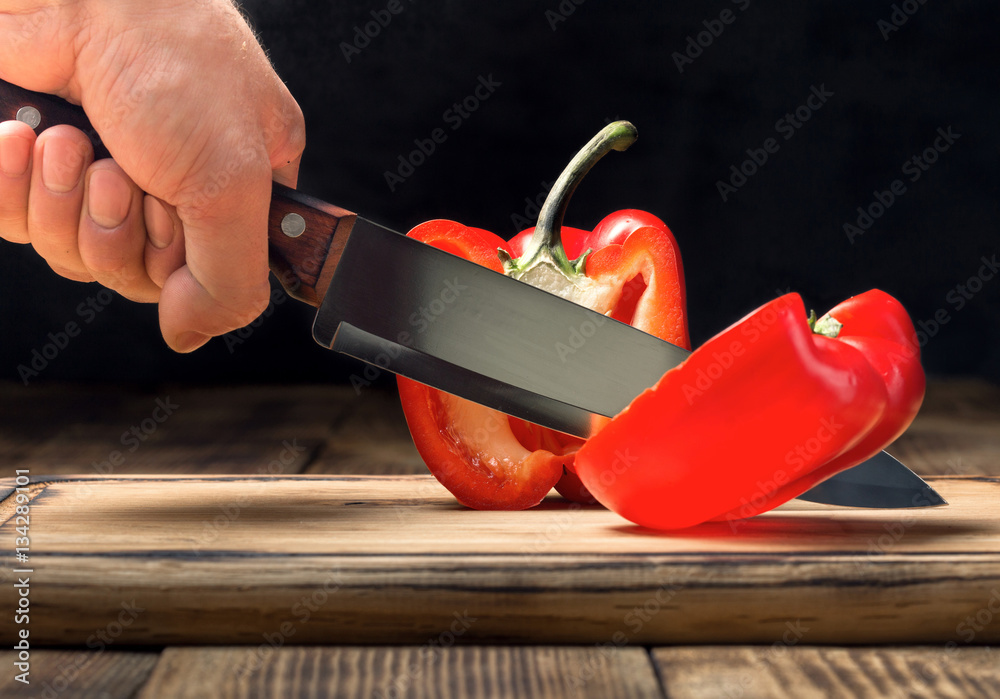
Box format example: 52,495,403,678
2,380,995,478
0,475,997,645
136,646,664,699
0,384,355,474
305,388,426,475
0,650,159,698
892,379,1000,477
652,646,1000,699
917,379,1000,420
890,416,1000,477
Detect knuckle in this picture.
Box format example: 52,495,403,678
175,142,271,221
270,100,306,162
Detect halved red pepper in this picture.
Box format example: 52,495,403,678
397,122,690,510
572,290,925,530
712,289,926,523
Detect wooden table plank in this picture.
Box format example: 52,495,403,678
916,379,1000,420
0,380,995,697
652,646,1000,699
892,379,1000,477
2,379,996,477
135,646,664,699
305,388,426,475
890,416,1000,477
0,384,356,474
0,650,159,698
1,475,998,645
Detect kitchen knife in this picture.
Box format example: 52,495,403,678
0,80,945,508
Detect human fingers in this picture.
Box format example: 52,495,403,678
157,161,274,353
26,124,94,281
77,159,161,302
0,119,36,244
142,195,186,290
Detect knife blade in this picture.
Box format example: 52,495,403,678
0,79,946,509
795,450,944,508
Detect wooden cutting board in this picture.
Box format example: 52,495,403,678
2,474,998,646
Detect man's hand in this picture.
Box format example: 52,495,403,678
0,1,305,351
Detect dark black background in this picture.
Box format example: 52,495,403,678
1,0,997,387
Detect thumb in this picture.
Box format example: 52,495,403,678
157,170,274,352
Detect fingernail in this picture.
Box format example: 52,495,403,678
41,138,87,193
88,169,132,229
144,196,175,249
173,331,210,353
0,134,31,177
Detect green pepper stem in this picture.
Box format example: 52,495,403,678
808,310,843,338
503,121,638,278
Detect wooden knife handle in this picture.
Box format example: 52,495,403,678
0,79,351,307
266,185,355,307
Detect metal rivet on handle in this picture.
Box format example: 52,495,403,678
15,106,42,130
281,213,306,238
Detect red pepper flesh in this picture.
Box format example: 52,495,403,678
712,289,926,522
398,122,689,510
572,291,921,530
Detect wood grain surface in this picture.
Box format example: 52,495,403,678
1,474,998,646
653,646,1000,699
0,649,158,698
136,646,664,699
0,380,997,698
0,384,353,475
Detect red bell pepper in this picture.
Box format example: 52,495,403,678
572,290,924,530
397,122,690,510
713,289,926,524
